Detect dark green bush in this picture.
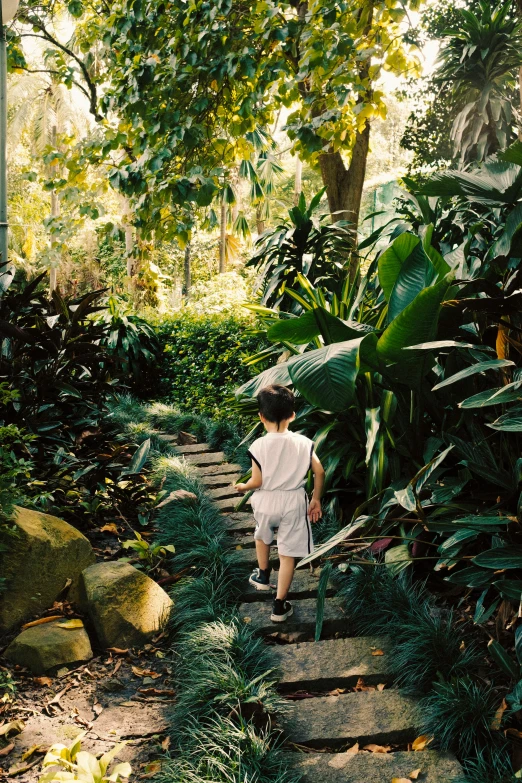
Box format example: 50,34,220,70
155,312,266,417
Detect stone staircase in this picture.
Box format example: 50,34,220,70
175,442,463,783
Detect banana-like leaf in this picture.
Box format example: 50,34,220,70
365,407,380,465
404,340,478,350
473,589,499,625
376,276,451,386
438,528,478,553
385,543,412,575
445,566,493,588
378,233,426,300
432,358,514,391
267,311,320,345
288,336,368,412
236,362,292,397
386,238,437,322
460,382,522,409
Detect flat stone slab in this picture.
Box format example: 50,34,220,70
222,512,257,532
209,485,242,500
215,496,252,512
201,473,241,487
195,462,242,476
175,443,211,454
282,690,420,748
241,568,334,602
236,547,279,568
239,597,347,639
184,451,225,466
269,637,391,691
156,433,178,443
286,750,462,782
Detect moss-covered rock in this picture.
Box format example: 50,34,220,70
5,619,93,674
80,562,173,649
0,507,95,633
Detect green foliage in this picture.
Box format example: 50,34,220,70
156,312,266,417
39,732,131,782
97,296,160,391
421,679,505,758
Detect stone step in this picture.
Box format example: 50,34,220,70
235,547,278,568
175,443,211,454
215,496,251,512
286,750,462,783
269,637,391,691
282,689,419,749
184,451,225,466
209,485,242,500
241,568,334,603
221,512,256,532
157,432,178,443
229,531,264,548
201,473,241,487
195,462,242,477
239,597,347,640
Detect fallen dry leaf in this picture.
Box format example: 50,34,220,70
328,688,346,696
93,702,104,716
363,744,391,753
131,666,161,679
142,760,162,778
138,688,175,697
0,720,24,738
100,523,119,535
371,649,384,656
21,745,45,762
236,545,243,550
33,676,52,687
412,735,432,751
21,615,62,630
107,647,128,655
242,617,252,624
327,743,359,769
377,683,386,691
391,778,412,783
354,677,375,692
161,737,171,751
0,743,14,757
57,619,84,630
491,698,507,731
8,758,40,776
409,770,422,780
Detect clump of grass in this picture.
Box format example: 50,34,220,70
390,607,481,694
456,748,516,783
421,678,505,759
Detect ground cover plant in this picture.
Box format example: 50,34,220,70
107,399,299,783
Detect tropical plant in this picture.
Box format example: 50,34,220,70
434,1,522,162
39,732,131,782
121,530,175,572
247,191,355,312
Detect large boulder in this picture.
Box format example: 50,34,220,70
0,507,95,633
5,619,93,674
80,562,173,649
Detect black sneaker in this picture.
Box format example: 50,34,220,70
271,599,293,623
249,568,275,591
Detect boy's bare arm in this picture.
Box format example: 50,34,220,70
236,461,262,493
308,452,325,522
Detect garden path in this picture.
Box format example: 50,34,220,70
177,441,464,783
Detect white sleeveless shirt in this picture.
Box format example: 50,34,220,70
247,431,314,492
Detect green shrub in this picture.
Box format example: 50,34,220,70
155,312,266,417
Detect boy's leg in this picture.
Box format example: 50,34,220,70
276,554,295,601
255,539,270,571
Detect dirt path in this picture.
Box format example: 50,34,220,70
186,442,464,783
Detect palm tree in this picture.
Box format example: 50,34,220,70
8,75,88,291
435,1,522,162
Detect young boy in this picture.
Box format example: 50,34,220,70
236,384,325,623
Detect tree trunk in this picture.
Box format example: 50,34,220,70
256,203,265,236
184,240,191,297
49,125,60,294
219,193,226,273
294,156,303,205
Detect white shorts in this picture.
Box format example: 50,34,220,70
251,488,314,558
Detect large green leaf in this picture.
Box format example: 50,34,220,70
495,579,522,601
491,202,522,258
445,566,493,588
473,547,522,570
296,517,368,568
460,383,522,409
488,407,522,432
236,362,292,397
376,276,451,386
121,438,151,475
488,639,520,679
432,359,514,391
267,307,369,346
288,336,367,411
387,242,437,322
378,233,422,300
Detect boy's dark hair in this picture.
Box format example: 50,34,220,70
257,385,295,429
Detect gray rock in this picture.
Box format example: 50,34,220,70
194,462,242,476
184,451,225,466
80,562,172,649
0,506,95,633
241,568,334,603
270,636,392,691
286,750,462,782
282,689,420,748
5,619,93,674
175,443,210,454
200,473,241,487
